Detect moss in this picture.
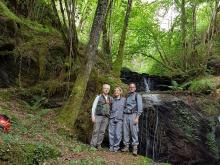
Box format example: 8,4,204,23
189,76,220,93
0,1,58,34
0,1,20,22
0,135,60,164
38,47,48,79
206,132,218,158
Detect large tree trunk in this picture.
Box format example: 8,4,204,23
191,3,197,66
102,0,113,69
58,0,109,127
180,0,187,69
113,0,133,76
205,0,220,56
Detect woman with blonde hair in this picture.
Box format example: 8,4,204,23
109,87,126,152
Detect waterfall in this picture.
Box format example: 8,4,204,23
143,77,151,93
139,94,162,162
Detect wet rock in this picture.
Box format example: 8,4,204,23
120,68,171,91
139,93,219,165
207,57,220,75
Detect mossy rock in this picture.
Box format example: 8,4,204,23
189,76,220,94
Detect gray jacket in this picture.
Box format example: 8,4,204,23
124,92,143,116
110,97,126,120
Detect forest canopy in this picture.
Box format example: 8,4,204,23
4,0,220,77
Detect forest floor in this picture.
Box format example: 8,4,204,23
0,88,170,165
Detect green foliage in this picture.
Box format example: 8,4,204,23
23,95,47,110
168,80,191,91
189,76,220,93
0,1,58,34
0,134,60,165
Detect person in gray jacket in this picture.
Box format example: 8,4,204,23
109,87,126,152
121,82,143,156
90,84,113,149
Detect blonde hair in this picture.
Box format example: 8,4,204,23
114,87,123,95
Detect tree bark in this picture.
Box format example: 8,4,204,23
113,0,133,76
102,0,113,69
191,3,197,65
51,0,68,48
180,0,187,69
58,0,109,127
205,0,220,56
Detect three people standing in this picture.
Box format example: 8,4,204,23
90,83,143,156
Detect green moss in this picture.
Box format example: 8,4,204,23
0,1,58,34
0,134,60,164
0,1,20,21
189,76,220,93
206,132,218,158
38,47,48,79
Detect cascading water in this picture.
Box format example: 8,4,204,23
143,77,151,93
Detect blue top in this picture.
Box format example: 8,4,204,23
124,92,143,116
110,97,126,120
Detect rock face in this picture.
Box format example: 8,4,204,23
207,57,220,75
0,13,65,88
120,68,171,92
139,93,219,165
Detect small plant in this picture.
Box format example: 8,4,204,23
23,95,47,110
168,80,190,91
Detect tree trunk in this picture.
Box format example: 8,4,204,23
191,3,197,65
113,0,133,76
180,0,187,69
58,0,109,127
51,0,68,49
51,0,78,58
102,0,113,69
205,0,220,56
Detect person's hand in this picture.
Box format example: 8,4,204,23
92,116,96,123
133,116,139,124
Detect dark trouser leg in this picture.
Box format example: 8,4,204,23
90,116,102,147
96,116,109,147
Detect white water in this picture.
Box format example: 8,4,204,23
143,77,151,93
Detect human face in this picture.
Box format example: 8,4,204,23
102,85,110,95
129,83,136,93
114,88,122,97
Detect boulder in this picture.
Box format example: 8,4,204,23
139,93,219,165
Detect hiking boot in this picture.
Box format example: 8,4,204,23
109,147,114,152
121,145,129,152
132,146,138,156
97,145,102,150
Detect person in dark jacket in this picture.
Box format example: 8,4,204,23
109,87,126,152
121,82,143,156
90,84,113,149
